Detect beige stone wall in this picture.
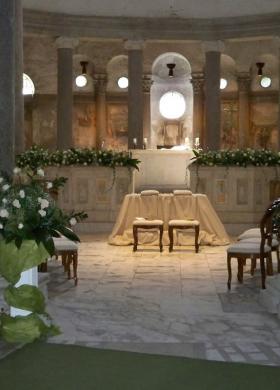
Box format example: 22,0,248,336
23,35,279,150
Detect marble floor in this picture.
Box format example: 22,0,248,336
41,235,280,366
1,235,280,365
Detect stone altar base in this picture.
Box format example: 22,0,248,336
189,166,280,235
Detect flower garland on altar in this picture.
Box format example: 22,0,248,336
16,145,140,170
192,149,280,167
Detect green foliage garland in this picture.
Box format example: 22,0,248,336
16,146,140,171
192,149,280,167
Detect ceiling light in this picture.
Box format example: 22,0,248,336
117,76,129,89
166,63,176,78
260,76,272,88
75,61,88,88
256,62,265,77
220,78,227,90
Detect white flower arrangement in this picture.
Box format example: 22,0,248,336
38,209,46,217
0,209,9,218
18,223,24,230
12,199,21,209
19,190,25,198
2,184,10,192
46,182,53,189
70,217,77,226
40,199,49,209
37,168,45,177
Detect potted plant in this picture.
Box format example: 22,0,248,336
0,167,86,344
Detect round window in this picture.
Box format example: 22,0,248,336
159,91,186,120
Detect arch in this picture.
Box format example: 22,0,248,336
220,54,237,92
107,55,128,92
250,53,279,91
73,54,94,92
151,52,193,149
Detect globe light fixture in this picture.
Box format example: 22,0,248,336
159,91,186,120
117,76,129,89
220,78,228,90
260,76,272,88
22,73,35,96
75,61,88,88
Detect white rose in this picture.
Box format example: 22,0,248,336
18,223,24,230
19,190,25,199
2,184,10,191
0,209,9,218
13,167,21,174
0,223,3,229
38,209,46,217
37,168,45,177
2,198,7,204
46,182,53,189
0,178,3,184
40,199,49,209
38,197,42,203
12,199,21,209
70,217,77,226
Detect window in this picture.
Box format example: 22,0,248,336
23,73,35,96
117,76,129,89
159,91,186,120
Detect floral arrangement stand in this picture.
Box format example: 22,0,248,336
0,167,87,344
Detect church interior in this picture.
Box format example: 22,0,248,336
1,0,280,388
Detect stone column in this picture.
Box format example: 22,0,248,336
191,73,205,148
125,40,145,149
0,1,17,173
56,37,78,150
15,0,24,155
203,41,224,150
237,72,251,148
142,75,153,148
94,74,107,149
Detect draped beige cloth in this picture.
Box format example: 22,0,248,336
109,194,230,246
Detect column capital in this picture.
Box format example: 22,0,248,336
124,40,145,51
237,72,251,92
55,37,79,50
94,73,107,93
202,40,225,53
142,74,153,93
191,73,204,94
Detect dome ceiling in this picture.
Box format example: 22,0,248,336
23,0,280,19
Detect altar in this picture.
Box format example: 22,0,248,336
132,149,195,192
109,193,229,246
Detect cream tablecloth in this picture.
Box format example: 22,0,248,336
109,193,229,246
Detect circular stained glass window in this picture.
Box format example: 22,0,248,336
159,91,186,120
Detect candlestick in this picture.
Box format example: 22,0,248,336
185,137,190,148
143,138,147,149
194,137,200,148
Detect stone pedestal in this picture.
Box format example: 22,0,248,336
94,74,107,149
125,40,145,149
56,37,78,150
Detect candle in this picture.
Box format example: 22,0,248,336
194,137,200,148
185,137,190,146
143,138,147,145
133,138,137,145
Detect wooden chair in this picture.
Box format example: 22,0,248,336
53,238,79,286
133,219,164,252
227,198,280,290
168,219,200,253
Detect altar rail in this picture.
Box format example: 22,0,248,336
189,165,280,235
46,167,133,233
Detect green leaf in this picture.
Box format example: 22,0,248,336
56,227,80,242
0,240,49,284
4,285,46,314
0,313,60,344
